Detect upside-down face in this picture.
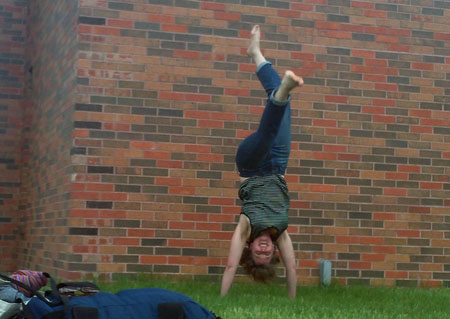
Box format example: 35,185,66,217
249,233,275,265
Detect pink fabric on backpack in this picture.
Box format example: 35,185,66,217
10,270,48,297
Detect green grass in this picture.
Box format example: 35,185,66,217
96,277,450,319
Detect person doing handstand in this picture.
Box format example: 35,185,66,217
220,25,303,298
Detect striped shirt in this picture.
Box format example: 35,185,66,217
239,174,290,242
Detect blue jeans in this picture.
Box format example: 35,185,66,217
0,284,30,302
236,62,291,177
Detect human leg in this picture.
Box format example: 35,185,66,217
236,26,303,176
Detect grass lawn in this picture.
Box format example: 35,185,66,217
97,277,450,319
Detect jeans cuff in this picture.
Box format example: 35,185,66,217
256,61,272,73
270,89,291,106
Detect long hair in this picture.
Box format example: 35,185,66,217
239,246,280,283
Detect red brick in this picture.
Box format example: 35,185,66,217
100,192,127,201
326,128,349,136
435,33,450,41
92,26,120,36
107,19,133,28
168,239,195,247
412,62,434,71
313,152,337,161
349,261,371,270
169,187,195,195
185,94,211,102
161,24,187,32
291,3,315,11
71,192,100,200
387,44,410,52
239,64,256,72
141,256,167,264
113,238,140,246
169,256,195,264
299,260,319,268
209,197,234,205
130,141,156,150
311,184,334,193
291,52,315,61
364,10,387,18
70,209,99,218
352,1,374,9
290,201,310,209
421,118,449,126
386,271,408,279
420,182,442,190
328,30,351,39
375,83,398,91
324,144,347,152
209,214,235,222
159,91,185,100
214,12,240,21
224,88,250,97
373,99,395,107
185,145,210,153
313,119,337,127
98,210,126,219
182,213,208,222
196,223,221,231
209,232,233,240
184,110,210,119
325,95,348,103
397,230,420,238
352,49,375,58
398,165,420,173
211,112,236,121
169,221,195,229
340,24,364,33
362,106,385,114
384,188,407,196
316,21,340,30
366,58,388,67
128,229,155,237
198,119,223,128
278,10,301,18
363,74,386,82
200,2,226,11
156,160,181,169
197,154,223,163
156,177,182,186
302,61,326,69
148,14,173,23
360,237,384,245
373,115,396,123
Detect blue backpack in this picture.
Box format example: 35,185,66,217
0,273,220,319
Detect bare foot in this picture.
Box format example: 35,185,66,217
247,25,261,58
274,71,304,101
246,25,266,66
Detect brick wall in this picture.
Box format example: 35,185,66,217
71,0,450,286
0,0,27,272
16,0,79,278
2,0,450,286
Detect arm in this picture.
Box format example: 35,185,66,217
220,214,250,297
277,231,297,298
